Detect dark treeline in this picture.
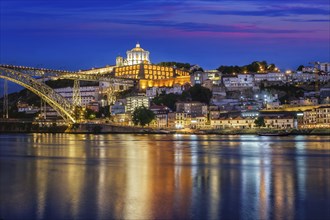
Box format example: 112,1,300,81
217,61,278,74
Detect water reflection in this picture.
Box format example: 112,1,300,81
0,134,329,219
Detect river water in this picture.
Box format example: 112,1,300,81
0,134,329,220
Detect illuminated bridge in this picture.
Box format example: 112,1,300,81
0,63,190,123
0,42,191,123
0,65,136,123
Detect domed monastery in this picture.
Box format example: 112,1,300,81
113,43,190,89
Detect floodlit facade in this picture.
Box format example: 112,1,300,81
264,116,294,129
302,106,330,128
125,96,149,112
211,117,256,129
116,43,151,66
112,43,190,89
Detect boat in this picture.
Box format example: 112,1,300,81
258,131,290,136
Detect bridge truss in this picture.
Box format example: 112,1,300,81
0,67,77,123
0,65,136,123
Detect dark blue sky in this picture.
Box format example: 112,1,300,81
0,0,329,72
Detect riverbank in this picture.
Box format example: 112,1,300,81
198,128,330,135
1,119,329,135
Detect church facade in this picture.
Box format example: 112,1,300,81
116,43,151,66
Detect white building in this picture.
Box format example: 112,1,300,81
264,116,294,129
211,116,256,129
222,74,254,88
116,43,150,66
190,70,222,86
125,96,149,112
254,72,287,83
55,86,99,106
146,84,184,98
318,62,330,72
292,73,317,82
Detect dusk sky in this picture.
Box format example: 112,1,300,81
0,0,329,72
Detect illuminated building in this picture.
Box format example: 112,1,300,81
149,105,171,128
175,101,208,117
125,96,149,112
222,74,254,89
113,63,190,89
211,116,256,129
113,43,191,89
190,70,221,86
302,106,330,128
116,43,150,66
264,116,294,129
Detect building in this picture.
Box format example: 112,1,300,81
86,101,99,112
318,62,330,72
302,66,317,73
292,73,317,83
145,84,184,98
149,105,170,128
301,106,330,128
167,112,176,128
254,72,287,83
113,63,190,89
190,116,208,129
320,88,330,104
125,96,149,112
112,43,191,89
190,70,221,86
264,116,294,129
222,74,254,90
289,97,318,106
175,112,190,129
116,43,150,66
112,113,132,126
176,101,208,117
110,101,126,115
209,106,221,119
17,101,40,114
54,86,99,106
241,110,260,118
211,116,256,129
316,106,330,126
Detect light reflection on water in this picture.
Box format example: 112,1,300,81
0,134,329,220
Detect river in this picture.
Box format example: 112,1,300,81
0,134,329,219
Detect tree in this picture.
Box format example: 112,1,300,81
188,84,212,104
157,62,191,71
297,65,304,71
254,117,266,128
132,106,155,127
152,93,181,111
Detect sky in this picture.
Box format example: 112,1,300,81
0,0,329,73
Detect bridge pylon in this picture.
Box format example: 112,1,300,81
3,80,8,118
72,79,82,107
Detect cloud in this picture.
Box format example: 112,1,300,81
284,19,330,23
103,19,307,34
1,0,328,39
200,6,330,17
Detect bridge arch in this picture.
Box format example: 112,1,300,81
0,67,76,123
